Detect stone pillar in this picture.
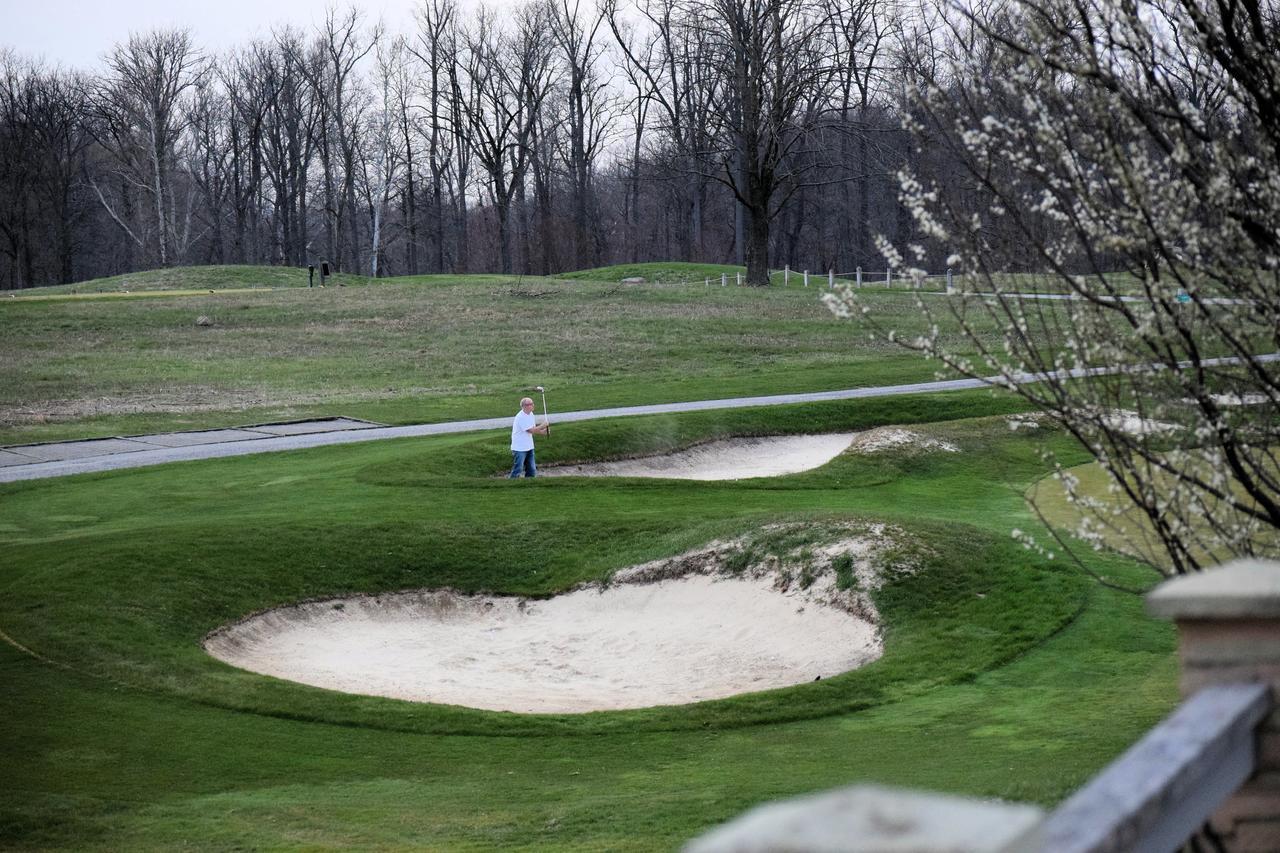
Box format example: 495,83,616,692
683,785,1044,853
1147,559,1280,852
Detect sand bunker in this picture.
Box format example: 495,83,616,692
540,428,962,481
205,531,888,714
541,433,857,480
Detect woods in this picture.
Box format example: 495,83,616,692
0,0,929,289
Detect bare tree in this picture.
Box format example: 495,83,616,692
185,69,231,262
410,0,463,273
550,0,616,269
821,0,894,271
364,36,408,277
86,29,204,267
606,0,719,261
223,44,271,263
458,4,556,274
299,7,379,272
701,0,838,285
828,0,1280,574
0,54,90,285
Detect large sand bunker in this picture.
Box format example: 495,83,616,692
205,528,890,714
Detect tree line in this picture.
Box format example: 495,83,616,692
1,0,1031,290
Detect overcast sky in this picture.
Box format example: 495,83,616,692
1,0,429,70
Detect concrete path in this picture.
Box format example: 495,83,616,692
4,351,1274,484
0,376,992,484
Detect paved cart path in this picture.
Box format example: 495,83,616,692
3,352,1275,484
0,377,994,483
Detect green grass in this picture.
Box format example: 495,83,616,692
1028,455,1280,571
0,263,1180,849
9,264,316,295
559,262,747,283
0,264,1021,446
0,399,1177,849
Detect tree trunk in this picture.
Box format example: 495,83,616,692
745,202,770,285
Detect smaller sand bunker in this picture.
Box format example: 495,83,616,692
541,429,962,481
542,433,857,480
205,526,891,714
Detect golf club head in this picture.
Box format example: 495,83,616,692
534,386,544,392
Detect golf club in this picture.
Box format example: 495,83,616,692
535,385,550,435
522,385,550,435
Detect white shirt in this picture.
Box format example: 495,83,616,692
511,409,536,451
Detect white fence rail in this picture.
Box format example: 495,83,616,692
693,267,956,290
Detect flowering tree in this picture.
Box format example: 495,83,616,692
826,0,1280,575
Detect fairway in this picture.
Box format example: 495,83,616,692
0,266,1177,850
0,264,1012,447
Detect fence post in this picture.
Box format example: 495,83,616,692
886,268,892,288
804,270,809,287
947,268,954,294
736,272,742,287
829,269,835,289
1147,559,1280,849
784,266,790,287
721,273,726,287
856,266,862,288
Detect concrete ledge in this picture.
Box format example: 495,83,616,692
1148,560,1280,620
683,784,1044,853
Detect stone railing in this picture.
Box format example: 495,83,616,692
686,559,1280,853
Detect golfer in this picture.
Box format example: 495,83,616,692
509,396,549,478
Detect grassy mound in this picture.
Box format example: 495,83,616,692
0,405,1075,736
10,264,313,296
558,262,745,283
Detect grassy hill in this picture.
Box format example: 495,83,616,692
0,264,1016,446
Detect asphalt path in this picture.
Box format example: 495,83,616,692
3,352,1275,484
0,375,995,484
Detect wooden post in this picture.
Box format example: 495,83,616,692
784,265,790,287
829,269,835,289
804,270,809,287
736,272,742,287
947,268,954,294
885,268,892,288
721,273,726,287
856,266,862,288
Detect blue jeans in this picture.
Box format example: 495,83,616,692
509,449,537,478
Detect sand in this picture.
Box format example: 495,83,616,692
205,430,945,714
539,428,959,481
205,574,882,714
540,433,858,480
